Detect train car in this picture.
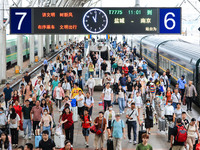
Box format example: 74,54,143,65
130,35,200,105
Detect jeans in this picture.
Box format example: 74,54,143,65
172,102,177,109
179,89,185,102
65,124,74,145
89,71,94,77
50,70,53,76
104,100,111,112
78,70,82,77
56,99,62,109
118,98,125,113
43,126,51,138
23,119,31,137
127,121,137,141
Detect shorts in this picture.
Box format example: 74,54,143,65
82,128,90,136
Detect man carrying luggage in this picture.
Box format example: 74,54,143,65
170,118,187,150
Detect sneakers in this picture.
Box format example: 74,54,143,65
129,140,132,143
133,141,137,145
122,111,125,114
86,144,89,148
28,136,32,140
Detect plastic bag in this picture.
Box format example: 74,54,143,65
55,126,63,136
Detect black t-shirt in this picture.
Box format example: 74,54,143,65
172,125,185,146
128,66,134,74
77,54,82,61
22,106,31,119
126,82,133,92
24,75,31,84
101,63,107,71
110,58,115,64
30,101,36,108
39,139,55,150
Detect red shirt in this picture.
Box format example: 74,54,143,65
13,105,22,118
82,115,90,129
122,66,129,75
62,113,74,129
59,148,73,150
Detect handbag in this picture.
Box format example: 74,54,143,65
126,110,135,124
96,117,104,135
148,116,153,120
90,125,97,133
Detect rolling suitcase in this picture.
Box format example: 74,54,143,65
107,138,114,150
35,135,42,148
158,118,166,131
54,134,65,148
71,106,78,122
138,123,147,144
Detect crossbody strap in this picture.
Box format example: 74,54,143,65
129,110,135,117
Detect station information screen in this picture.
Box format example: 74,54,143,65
10,7,181,34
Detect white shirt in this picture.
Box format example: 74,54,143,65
62,82,71,91
115,73,121,83
102,88,113,101
56,87,62,100
134,96,142,107
86,78,95,88
84,96,94,106
164,105,174,116
78,64,82,71
126,108,138,121
75,94,84,107
172,93,181,103
8,114,20,129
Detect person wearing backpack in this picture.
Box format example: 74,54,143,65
111,113,126,150
81,109,92,148
170,118,187,150
84,92,94,116
186,118,200,150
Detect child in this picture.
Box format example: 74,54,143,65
81,109,92,148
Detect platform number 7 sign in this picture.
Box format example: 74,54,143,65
10,8,32,34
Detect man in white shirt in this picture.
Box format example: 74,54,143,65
171,88,181,109
84,92,94,116
102,83,113,112
75,90,85,117
85,75,95,96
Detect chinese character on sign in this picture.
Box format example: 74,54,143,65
42,13,46,17
38,25,42,29
72,25,77,30
64,25,68,29
47,13,51,17
119,18,125,23
140,18,146,23
147,9,152,15
51,25,55,29
51,12,55,17
153,27,157,31
114,18,120,24
146,18,151,23
47,25,51,29
60,13,64,17
150,27,153,31
60,25,64,30
69,25,73,29
64,13,68,17
69,12,73,17
145,27,150,31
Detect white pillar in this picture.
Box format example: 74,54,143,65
38,35,43,60
66,35,69,44
17,35,23,71
45,35,50,53
30,35,35,64
61,35,64,46
135,0,140,7
56,34,59,49
51,35,55,51
0,0,6,82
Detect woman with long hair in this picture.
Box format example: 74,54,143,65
12,90,19,104
116,85,126,114
8,108,20,148
40,99,49,112
24,81,33,101
0,132,12,150
13,100,23,131
60,107,74,147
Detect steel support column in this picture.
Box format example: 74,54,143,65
30,35,35,64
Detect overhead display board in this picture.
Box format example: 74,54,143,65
10,7,181,34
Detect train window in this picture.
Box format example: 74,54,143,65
6,48,11,55
144,49,147,55
148,51,152,58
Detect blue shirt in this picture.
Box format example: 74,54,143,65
111,119,125,138
177,78,186,89
43,59,48,65
63,65,68,73
142,64,147,70
119,77,127,86
129,73,136,82
52,80,59,90
3,88,13,100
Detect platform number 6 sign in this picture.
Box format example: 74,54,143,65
159,8,181,34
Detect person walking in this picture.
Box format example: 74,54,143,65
3,83,13,108
85,75,95,96
111,113,126,150
184,80,197,111
126,102,141,145
177,75,186,102
104,105,115,137
101,83,113,112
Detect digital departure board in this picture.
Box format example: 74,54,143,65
10,7,181,34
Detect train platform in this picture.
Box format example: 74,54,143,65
9,57,199,150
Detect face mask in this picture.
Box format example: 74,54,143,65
44,112,47,115
10,111,12,114
168,103,171,106
109,108,112,111
0,111,3,114
147,103,150,106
